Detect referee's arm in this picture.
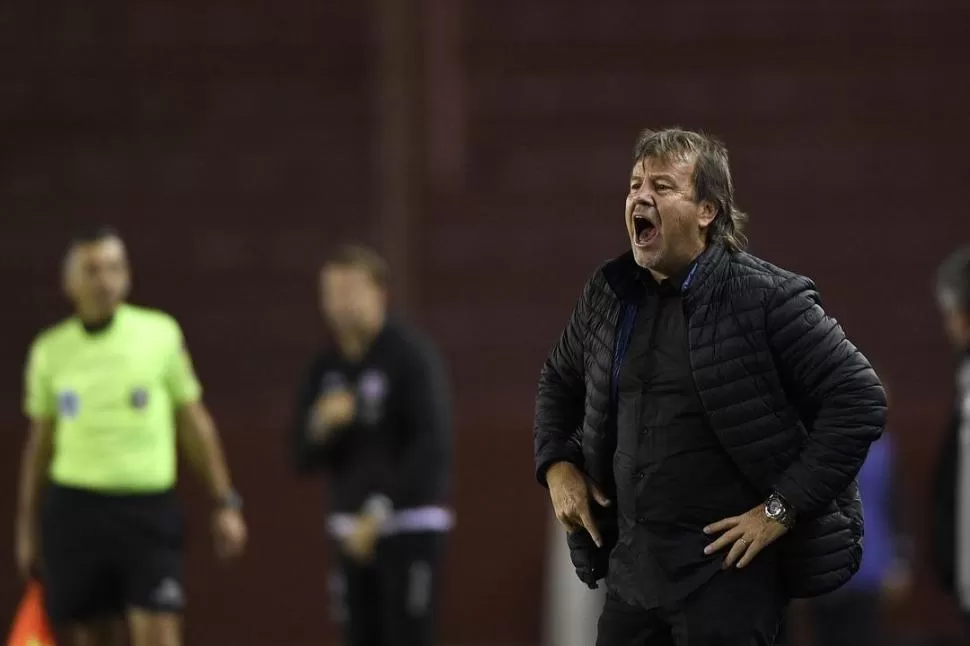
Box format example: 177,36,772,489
15,341,56,578
166,330,236,507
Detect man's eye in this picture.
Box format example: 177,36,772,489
630,182,641,191
655,184,671,192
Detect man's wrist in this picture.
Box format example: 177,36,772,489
362,494,393,524
764,492,795,529
216,489,243,512
15,514,35,535
308,410,332,436
545,461,579,486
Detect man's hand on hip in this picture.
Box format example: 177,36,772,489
703,504,789,569
546,462,611,547
344,513,382,564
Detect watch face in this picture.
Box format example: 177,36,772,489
767,499,783,517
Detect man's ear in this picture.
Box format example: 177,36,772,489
698,201,717,228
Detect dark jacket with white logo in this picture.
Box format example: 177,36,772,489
534,243,887,598
292,320,452,513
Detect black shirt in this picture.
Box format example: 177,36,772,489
607,270,762,609
291,319,452,513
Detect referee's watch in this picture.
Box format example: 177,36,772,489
764,492,795,529
218,489,244,512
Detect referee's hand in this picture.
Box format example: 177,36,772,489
213,508,247,561
546,462,611,548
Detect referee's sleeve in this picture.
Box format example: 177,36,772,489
165,322,203,405
24,340,55,420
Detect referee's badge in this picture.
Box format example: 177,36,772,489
131,387,149,409
57,391,80,418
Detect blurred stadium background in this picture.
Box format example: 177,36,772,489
2,0,970,644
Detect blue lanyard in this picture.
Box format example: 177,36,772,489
681,262,699,292
611,300,638,406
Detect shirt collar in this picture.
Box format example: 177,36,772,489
639,258,699,296
603,242,724,301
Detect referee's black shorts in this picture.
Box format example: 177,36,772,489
39,483,186,626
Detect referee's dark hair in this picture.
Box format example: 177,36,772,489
69,226,122,249
936,245,970,312
324,244,390,290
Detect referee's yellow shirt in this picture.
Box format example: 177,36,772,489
24,304,202,493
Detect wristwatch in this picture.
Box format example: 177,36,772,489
764,492,795,529
219,489,244,511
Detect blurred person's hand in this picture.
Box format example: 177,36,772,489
546,461,611,547
309,389,356,440
882,560,913,605
344,513,382,564
213,508,247,561
14,518,38,580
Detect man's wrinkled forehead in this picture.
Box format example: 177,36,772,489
630,153,696,179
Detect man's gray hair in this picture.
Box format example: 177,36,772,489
936,246,970,312
633,128,748,253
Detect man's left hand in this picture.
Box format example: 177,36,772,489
344,513,382,564
703,504,788,569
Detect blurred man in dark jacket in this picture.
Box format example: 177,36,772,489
931,246,970,622
533,128,887,646
292,245,453,646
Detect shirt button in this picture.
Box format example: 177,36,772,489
636,471,645,480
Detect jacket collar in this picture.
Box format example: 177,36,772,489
602,243,729,301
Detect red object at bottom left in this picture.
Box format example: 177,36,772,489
7,581,55,646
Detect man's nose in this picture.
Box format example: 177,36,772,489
633,189,655,207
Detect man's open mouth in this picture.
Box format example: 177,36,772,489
633,215,658,247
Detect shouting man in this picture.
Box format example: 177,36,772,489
534,129,886,646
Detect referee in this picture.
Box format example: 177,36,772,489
292,245,453,646
14,228,247,646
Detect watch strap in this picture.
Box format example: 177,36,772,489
766,492,795,528
219,489,243,511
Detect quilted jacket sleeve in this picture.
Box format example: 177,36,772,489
766,275,887,516
534,277,594,485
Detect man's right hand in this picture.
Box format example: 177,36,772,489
14,519,37,581
546,461,611,547
309,389,356,440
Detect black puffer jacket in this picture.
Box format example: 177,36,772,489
534,244,887,598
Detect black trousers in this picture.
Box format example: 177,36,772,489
596,563,786,646
332,532,444,646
